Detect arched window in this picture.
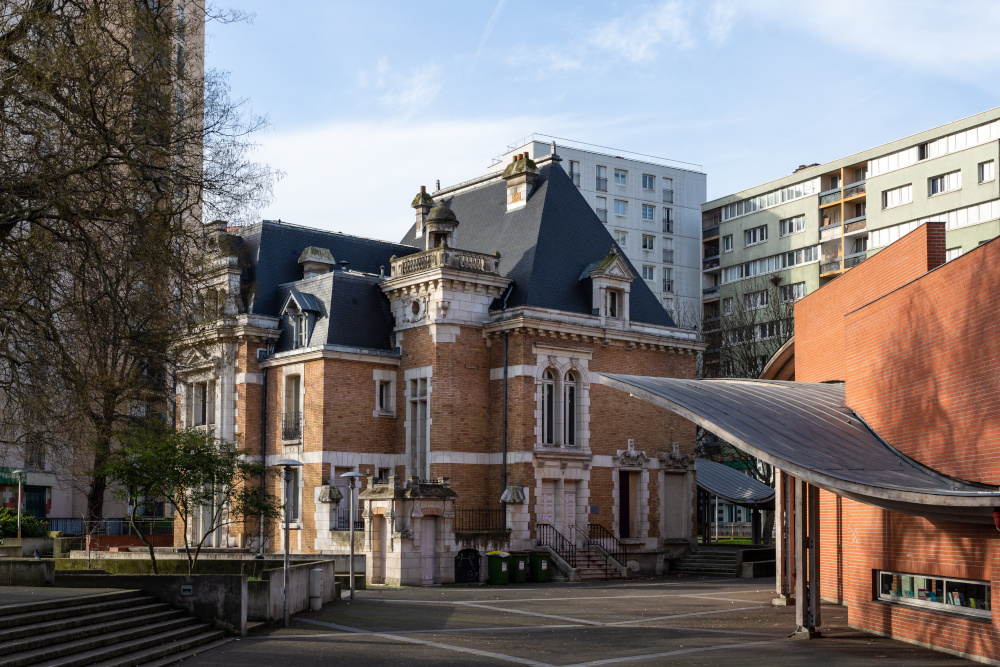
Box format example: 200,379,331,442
563,372,577,446
541,370,556,445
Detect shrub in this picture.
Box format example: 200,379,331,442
0,508,48,538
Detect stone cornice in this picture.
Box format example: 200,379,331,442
380,266,511,298
172,315,280,350
259,345,401,368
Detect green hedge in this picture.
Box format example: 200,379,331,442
0,508,48,538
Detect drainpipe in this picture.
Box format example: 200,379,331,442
500,282,515,532
259,365,268,556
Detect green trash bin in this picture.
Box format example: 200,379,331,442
487,551,510,585
511,553,529,584
529,553,550,583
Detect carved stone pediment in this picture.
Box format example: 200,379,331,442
660,442,694,471
616,448,649,468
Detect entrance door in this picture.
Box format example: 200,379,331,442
421,517,437,585
539,481,555,526
373,515,387,584
619,471,631,538
24,486,46,519
564,486,577,539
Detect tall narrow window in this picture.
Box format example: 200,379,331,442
408,378,429,477
283,375,302,440
563,372,576,446
542,370,555,445
596,166,607,191
606,290,620,318
285,467,300,522
569,160,580,187
194,382,207,426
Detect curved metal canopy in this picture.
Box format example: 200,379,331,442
697,459,775,509
599,374,1000,524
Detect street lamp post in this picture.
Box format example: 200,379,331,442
340,471,364,601
275,459,303,628
12,470,24,540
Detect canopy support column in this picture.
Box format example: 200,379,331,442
792,477,821,638
773,468,793,605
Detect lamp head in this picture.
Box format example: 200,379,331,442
341,471,364,487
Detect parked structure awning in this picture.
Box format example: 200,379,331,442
697,459,774,509
599,375,1000,524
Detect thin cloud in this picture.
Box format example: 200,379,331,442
472,0,508,66
359,58,442,117
589,1,695,62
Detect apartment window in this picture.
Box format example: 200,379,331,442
662,268,673,293
596,196,608,223
928,170,961,197
781,282,806,303
854,166,868,182
193,381,208,426
642,265,655,280
377,380,392,413
780,215,805,237
663,178,674,203
744,225,768,246
662,237,673,263
980,161,995,184
878,571,991,620
662,208,673,233
614,169,628,186
723,235,733,252
642,234,655,250
614,200,628,216
881,184,913,209
854,202,867,218
606,289,622,318
596,166,608,191
374,369,396,416
569,160,581,187
284,467,301,522
642,204,655,221
563,372,577,446
541,369,580,447
744,290,768,310
722,245,821,284
613,230,628,246
642,174,655,190
852,237,868,254
946,247,963,262
722,297,733,315
283,375,302,440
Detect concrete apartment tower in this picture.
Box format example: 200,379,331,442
479,135,707,328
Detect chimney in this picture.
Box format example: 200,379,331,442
411,185,435,238
297,246,336,279
501,151,539,212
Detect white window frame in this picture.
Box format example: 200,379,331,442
722,297,733,315
641,265,655,280
722,235,733,253
642,174,655,190
614,168,628,186
641,234,655,250
744,225,768,247
780,215,805,237
614,199,628,216
614,230,628,246
881,184,913,210
641,204,655,221
780,282,806,303
928,170,961,197
606,289,622,319
946,247,963,262
373,368,396,417
980,160,995,184
744,290,768,311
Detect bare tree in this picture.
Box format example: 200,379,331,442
0,0,275,521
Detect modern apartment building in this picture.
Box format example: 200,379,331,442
701,108,1000,373
480,135,707,327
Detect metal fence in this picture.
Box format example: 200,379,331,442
282,412,302,440
331,506,364,532
44,517,175,536
453,505,506,532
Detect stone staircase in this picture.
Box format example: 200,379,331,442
0,589,230,667
671,548,740,576
575,548,624,582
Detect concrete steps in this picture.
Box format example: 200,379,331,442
576,549,624,581
671,549,740,576
0,590,227,667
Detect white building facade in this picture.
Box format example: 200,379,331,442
482,135,706,328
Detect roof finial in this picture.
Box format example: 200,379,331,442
436,179,441,191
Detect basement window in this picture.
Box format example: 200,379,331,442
878,571,991,619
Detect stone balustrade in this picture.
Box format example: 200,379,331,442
391,246,500,278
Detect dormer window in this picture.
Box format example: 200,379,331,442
291,312,309,349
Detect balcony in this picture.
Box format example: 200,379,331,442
662,279,674,293
844,216,867,235
571,172,580,187
843,180,866,199
820,259,842,276
597,208,608,223
703,256,720,271
662,189,674,204
596,176,608,192
282,412,302,441
844,252,867,269
391,246,501,278
663,249,675,263
702,225,719,240
820,222,842,242
818,187,842,206
662,219,673,234
703,284,720,295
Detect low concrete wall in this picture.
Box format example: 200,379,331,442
58,554,365,579
0,537,56,557
57,573,247,636
0,559,54,586
85,535,173,551
247,560,341,622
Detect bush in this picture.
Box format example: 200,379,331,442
0,507,48,538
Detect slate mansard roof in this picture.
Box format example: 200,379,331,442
400,162,677,328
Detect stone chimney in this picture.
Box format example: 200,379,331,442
501,152,539,212
411,185,435,239
298,246,336,279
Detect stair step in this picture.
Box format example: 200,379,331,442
87,631,229,667
0,594,156,630
0,617,201,667
0,602,174,645
0,609,185,656
0,590,143,620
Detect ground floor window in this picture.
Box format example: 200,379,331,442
878,570,991,619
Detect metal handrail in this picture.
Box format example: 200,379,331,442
282,412,302,441
587,523,626,567
537,523,576,567
596,177,608,191
662,188,674,203
662,219,673,233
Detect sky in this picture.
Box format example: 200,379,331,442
205,0,1000,242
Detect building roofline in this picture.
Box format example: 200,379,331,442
493,133,703,174
230,219,419,251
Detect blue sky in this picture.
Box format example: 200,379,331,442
207,1,1000,242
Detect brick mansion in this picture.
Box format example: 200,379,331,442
175,147,703,582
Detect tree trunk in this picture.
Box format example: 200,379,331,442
762,510,775,546
87,436,112,522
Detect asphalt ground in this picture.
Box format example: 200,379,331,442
182,576,976,666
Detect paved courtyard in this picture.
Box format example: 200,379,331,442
185,576,975,666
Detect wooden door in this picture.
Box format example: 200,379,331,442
420,517,437,585
619,471,631,538
539,481,555,526
563,487,577,539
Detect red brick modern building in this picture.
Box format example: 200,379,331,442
174,150,703,582
606,221,1000,664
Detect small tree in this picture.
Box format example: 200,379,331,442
105,422,280,574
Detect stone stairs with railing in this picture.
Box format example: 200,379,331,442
575,547,625,582
670,547,740,576
0,589,230,667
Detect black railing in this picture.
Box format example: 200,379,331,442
596,208,608,223
571,172,580,187
453,505,506,532
702,257,719,271
663,219,673,233
662,188,674,203
596,176,608,192
45,517,175,536
587,523,626,567
282,412,302,440
663,249,675,263
662,279,674,293
332,505,364,532
537,523,576,567
702,225,719,240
